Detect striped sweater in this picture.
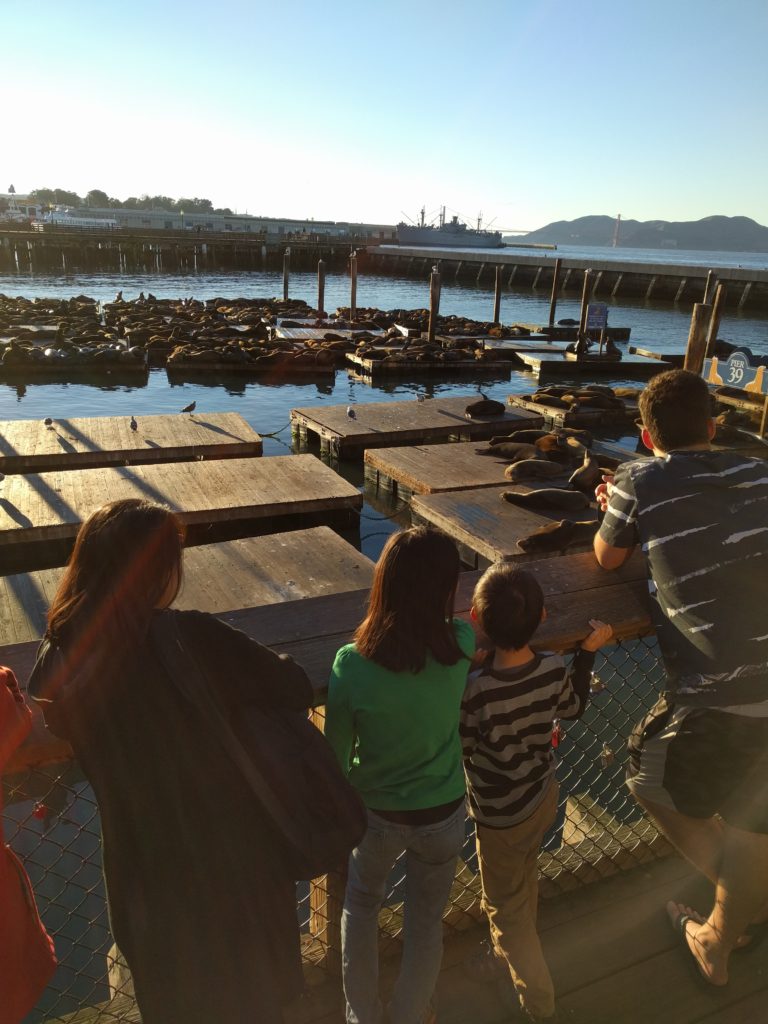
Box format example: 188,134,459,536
460,649,594,828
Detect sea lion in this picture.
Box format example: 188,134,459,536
489,429,548,445
569,450,602,494
475,442,540,462
534,435,572,462
500,488,590,511
504,459,567,482
517,519,599,554
531,394,570,409
613,387,641,400
584,385,615,396
465,393,506,418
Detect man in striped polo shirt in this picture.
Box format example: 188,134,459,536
461,565,612,1021
594,368,768,987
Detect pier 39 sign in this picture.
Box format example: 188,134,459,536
703,348,768,394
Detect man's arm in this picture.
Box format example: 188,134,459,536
593,467,639,571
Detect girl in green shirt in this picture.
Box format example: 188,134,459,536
326,527,474,1024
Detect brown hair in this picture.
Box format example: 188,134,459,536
638,369,713,451
47,499,185,656
472,563,543,651
353,526,464,673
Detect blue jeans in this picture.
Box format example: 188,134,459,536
341,803,466,1024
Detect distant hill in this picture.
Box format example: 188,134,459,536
518,215,768,253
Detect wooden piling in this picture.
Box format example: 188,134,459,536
283,248,290,301
705,283,727,357
577,269,594,343
317,259,326,316
492,265,502,325
428,266,441,344
703,269,716,305
350,251,358,321
548,257,562,327
683,302,713,374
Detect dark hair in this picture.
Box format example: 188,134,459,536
472,564,543,651
638,369,713,451
354,526,463,673
47,499,185,654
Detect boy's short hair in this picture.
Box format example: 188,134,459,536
638,369,713,451
473,563,544,651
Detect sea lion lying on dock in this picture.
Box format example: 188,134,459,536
500,488,590,511
504,459,567,482
568,450,602,494
489,429,549,445
517,519,599,554
465,396,506,419
475,442,541,462
534,434,572,462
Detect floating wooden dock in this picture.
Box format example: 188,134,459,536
274,326,383,342
628,345,685,367
514,322,632,342
291,395,544,457
346,352,511,378
0,527,374,645
0,454,362,572
482,337,570,357
0,412,262,474
411,486,600,568
364,441,540,496
508,393,639,428
516,352,671,379
165,359,336,379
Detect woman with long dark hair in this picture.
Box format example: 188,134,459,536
28,499,313,1024
325,527,474,1024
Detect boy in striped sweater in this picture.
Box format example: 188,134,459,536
461,563,613,1021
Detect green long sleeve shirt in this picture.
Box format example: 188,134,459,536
325,619,475,810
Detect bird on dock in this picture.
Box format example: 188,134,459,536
181,401,196,414
417,393,426,403
130,415,138,432
44,417,53,428
346,406,356,420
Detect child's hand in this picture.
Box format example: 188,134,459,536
594,474,615,513
470,647,490,670
580,619,614,652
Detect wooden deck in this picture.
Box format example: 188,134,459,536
0,454,362,565
0,412,262,474
290,396,544,457
364,440,544,496
411,486,600,568
517,351,671,378
274,326,384,341
515,321,632,342
346,352,512,378
0,527,375,644
482,337,570,355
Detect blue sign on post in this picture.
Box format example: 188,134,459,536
586,303,608,331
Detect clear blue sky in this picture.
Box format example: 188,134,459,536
5,0,767,230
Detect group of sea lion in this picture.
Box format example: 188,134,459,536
474,425,617,553
528,383,641,416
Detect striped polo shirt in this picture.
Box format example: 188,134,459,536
598,451,768,707
460,649,594,828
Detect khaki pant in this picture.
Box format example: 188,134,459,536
475,779,559,1019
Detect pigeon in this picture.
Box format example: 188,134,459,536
417,393,426,403
44,417,53,428
130,416,138,432
346,406,356,419
181,401,196,414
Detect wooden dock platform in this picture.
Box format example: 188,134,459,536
508,393,639,429
346,352,511,378
274,326,383,342
0,454,362,571
411,486,600,568
290,396,544,458
0,412,262,474
365,441,532,496
517,351,671,379
482,337,569,357
515,322,632,342
0,527,374,645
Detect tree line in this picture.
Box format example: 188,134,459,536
19,188,235,216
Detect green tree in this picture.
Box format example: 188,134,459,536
85,189,110,208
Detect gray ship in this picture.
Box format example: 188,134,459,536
397,207,503,248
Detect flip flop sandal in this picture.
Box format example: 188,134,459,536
735,920,768,955
672,911,722,988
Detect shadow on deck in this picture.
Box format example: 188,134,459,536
289,856,768,1024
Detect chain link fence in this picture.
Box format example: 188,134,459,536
3,634,670,1022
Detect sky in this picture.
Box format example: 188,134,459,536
4,0,768,231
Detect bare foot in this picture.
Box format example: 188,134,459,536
666,901,729,986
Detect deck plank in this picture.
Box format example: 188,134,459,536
0,454,362,552
291,396,544,455
0,412,262,474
